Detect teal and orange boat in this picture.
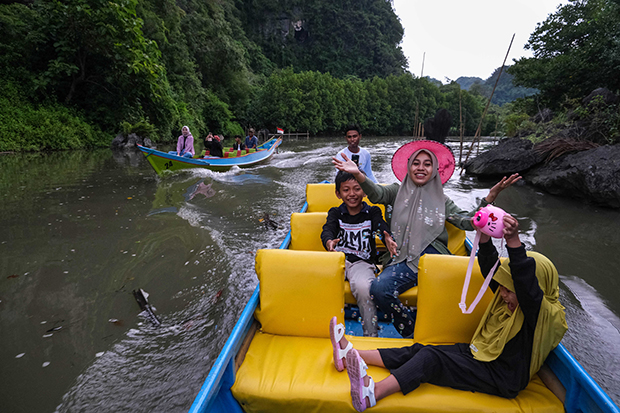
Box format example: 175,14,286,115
138,137,283,175
189,183,620,413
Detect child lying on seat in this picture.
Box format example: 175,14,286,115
322,171,397,338
329,214,567,411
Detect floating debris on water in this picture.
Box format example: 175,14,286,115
213,290,223,304
42,362,50,367
15,353,25,359
259,213,280,230
133,289,161,326
43,333,53,338
95,352,104,357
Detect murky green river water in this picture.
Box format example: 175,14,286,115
1,137,619,412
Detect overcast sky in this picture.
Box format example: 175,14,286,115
392,0,567,83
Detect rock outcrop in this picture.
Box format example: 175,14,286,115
463,138,620,208
111,133,155,150
462,138,544,175
525,145,620,208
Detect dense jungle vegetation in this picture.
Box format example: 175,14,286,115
0,0,618,151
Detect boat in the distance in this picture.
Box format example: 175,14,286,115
138,137,283,175
189,182,620,413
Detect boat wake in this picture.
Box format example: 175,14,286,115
559,275,620,406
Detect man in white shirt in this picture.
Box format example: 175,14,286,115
335,124,378,183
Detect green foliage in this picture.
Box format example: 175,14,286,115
249,68,447,136
120,119,159,141
0,80,109,151
235,0,407,79
572,96,620,144
438,82,485,136
0,0,495,150
504,112,532,138
456,67,537,106
510,0,620,106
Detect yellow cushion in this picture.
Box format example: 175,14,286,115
446,221,469,256
254,249,345,338
415,254,501,344
289,212,328,251
305,183,386,216
232,332,563,413
288,213,415,306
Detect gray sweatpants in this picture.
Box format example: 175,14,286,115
346,260,378,337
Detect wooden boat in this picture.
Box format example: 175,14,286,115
189,183,620,413
137,137,283,175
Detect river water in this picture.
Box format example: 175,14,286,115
1,136,619,412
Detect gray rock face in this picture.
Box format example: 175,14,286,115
582,87,619,106
110,133,155,150
463,138,544,175
525,145,620,208
464,138,620,208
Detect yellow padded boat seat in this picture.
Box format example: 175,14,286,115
288,212,415,306
305,184,469,257
254,249,345,338
305,183,386,216
232,332,562,413
233,251,561,413
445,221,469,256
414,254,502,344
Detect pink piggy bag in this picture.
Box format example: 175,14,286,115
459,205,508,314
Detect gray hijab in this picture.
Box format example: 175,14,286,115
390,149,446,272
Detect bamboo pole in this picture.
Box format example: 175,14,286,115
414,102,419,138
461,34,515,168
459,89,464,164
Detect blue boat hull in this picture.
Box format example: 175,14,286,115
138,137,283,175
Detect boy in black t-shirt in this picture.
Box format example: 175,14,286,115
322,171,397,336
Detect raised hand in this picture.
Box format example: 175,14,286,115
486,173,521,203
502,214,521,248
332,154,365,182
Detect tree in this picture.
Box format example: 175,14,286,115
509,0,620,107
235,0,408,79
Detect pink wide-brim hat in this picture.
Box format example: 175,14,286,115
391,140,456,184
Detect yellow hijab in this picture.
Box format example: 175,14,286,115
469,251,568,378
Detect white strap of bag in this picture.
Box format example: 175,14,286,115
459,231,502,314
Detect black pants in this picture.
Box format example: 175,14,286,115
378,343,520,398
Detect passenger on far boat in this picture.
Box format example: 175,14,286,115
232,136,246,151
169,125,195,158
204,133,223,158
245,128,258,149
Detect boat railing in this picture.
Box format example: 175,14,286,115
188,201,308,413
547,343,620,413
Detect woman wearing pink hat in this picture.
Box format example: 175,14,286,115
333,140,520,338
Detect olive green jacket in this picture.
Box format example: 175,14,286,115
360,179,489,262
